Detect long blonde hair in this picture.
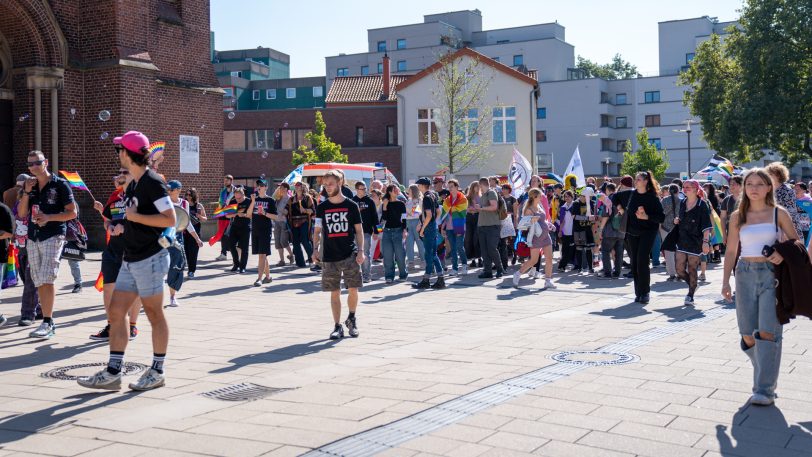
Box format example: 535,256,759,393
737,168,775,227
522,188,542,215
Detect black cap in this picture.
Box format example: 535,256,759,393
415,177,431,186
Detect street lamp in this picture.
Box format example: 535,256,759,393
604,157,611,177
673,119,694,178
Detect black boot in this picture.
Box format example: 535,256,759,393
412,278,431,289
431,276,446,289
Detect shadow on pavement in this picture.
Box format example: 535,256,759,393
589,301,652,319
210,339,342,374
716,404,812,456
0,341,105,373
652,305,706,323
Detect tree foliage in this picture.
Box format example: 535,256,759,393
620,129,670,181
575,54,642,80
679,0,812,166
291,111,348,166
431,53,494,175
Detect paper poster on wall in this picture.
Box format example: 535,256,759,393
179,135,200,174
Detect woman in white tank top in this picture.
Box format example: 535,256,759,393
722,168,798,406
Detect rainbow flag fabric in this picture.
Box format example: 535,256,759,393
94,271,104,292
440,192,468,236
1,244,18,289
710,209,724,245
213,203,238,219
59,171,89,191
148,142,165,161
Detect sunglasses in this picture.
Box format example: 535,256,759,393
119,170,129,175
27,160,44,166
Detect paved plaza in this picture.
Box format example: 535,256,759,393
1,245,811,457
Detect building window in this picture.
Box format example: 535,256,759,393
648,138,662,149
377,41,386,52
600,114,610,128
361,66,369,75
286,88,296,99
355,127,364,146
602,138,613,151
616,117,627,128
337,68,349,77
397,60,406,72
616,93,627,105
313,86,324,97
454,109,479,144
417,108,439,145
230,71,242,78
536,107,546,119
536,130,547,142
686,53,695,64
645,114,661,127
644,91,660,103
248,130,274,150
397,39,406,50
252,90,260,101
492,106,516,144
617,140,627,152
377,63,383,74
386,125,395,146
266,89,276,100
513,55,523,67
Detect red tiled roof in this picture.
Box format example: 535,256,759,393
326,75,410,105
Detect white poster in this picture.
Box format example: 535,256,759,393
179,135,200,174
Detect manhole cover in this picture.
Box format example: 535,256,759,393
41,362,148,380
201,383,293,402
549,350,639,367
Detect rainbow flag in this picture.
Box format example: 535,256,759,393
213,203,237,219
148,142,165,161
1,244,18,289
59,171,89,191
374,223,384,234
710,209,724,245
94,271,104,292
440,192,468,236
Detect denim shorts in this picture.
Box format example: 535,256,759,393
116,249,170,298
735,260,782,340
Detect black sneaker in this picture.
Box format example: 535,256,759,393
469,260,477,268
612,271,620,278
623,272,634,279
477,273,494,279
495,271,504,278
72,284,82,294
431,276,446,289
329,324,344,340
344,317,359,338
477,259,483,267
310,265,322,272
639,294,650,304
413,278,431,289
90,324,110,341
598,273,613,280
230,266,239,272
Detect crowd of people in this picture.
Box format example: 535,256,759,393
1,139,810,406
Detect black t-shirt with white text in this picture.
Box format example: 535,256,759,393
252,196,277,232
316,197,362,262
102,188,126,254
123,169,172,262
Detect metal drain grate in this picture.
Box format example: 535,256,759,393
41,362,148,381
550,350,639,367
201,383,292,402
303,302,732,457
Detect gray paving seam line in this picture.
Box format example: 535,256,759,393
301,299,733,457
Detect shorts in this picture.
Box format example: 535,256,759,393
253,225,272,255
273,221,290,249
101,247,123,284
28,235,66,287
321,255,362,291
116,249,170,298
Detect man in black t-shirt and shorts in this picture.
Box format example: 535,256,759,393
312,170,365,340
79,131,176,392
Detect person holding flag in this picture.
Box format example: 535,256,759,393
0,201,14,327
214,175,236,261
17,150,77,339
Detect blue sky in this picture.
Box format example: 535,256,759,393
210,0,743,78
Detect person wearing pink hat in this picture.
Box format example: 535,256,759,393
79,131,176,392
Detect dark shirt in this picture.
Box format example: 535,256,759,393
0,202,13,260
27,174,75,242
102,188,127,254
123,169,171,262
382,199,406,229
421,191,439,227
617,190,665,236
351,195,379,234
229,197,252,229
570,200,595,232
677,199,712,255
252,196,277,232
316,197,362,262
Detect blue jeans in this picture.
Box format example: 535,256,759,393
405,219,424,262
735,260,782,399
650,230,662,266
422,226,443,277
382,228,407,280
447,232,467,271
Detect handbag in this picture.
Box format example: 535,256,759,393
61,219,88,261
618,192,633,234
61,240,86,261
516,241,530,257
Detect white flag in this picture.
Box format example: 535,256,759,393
508,147,532,198
564,146,586,188
283,165,303,185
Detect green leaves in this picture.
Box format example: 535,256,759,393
575,54,641,80
620,129,670,181
291,111,348,166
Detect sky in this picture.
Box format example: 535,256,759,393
210,0,744,78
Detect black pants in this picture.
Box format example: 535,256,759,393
558,235,575,269
229,225,250,270
627,230,657,298
183,231,200,273
464,213,480,259
498,238,509,269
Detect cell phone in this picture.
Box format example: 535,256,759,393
762,245,775,257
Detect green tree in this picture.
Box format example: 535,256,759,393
291,111,348,166
575,54,642,80
680,0,812,166
620,129,670,181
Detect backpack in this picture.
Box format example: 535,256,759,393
497,195,508,221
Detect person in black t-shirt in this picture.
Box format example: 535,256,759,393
381,184,408,282
227,187,253,273
351,182,379,282
251,179,279,286
413,177,445,289
313,170,364,340
79,131,176,393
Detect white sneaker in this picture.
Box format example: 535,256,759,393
448,270,458,277
534,270,544,279
215,254,227,261
527,268,537,279
29,322,55,339
512,271,521,287
684,295,695,306
461,265,468,275
78,369,122,390
167,297,179,308
749,393,774,406
129,368,165,391
544,279,556,289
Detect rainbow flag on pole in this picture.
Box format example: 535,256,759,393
59,171,89,191
148,142,165,162
1,244,18,289
213,203,238,219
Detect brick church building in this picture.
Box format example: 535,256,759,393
0,0,223,245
